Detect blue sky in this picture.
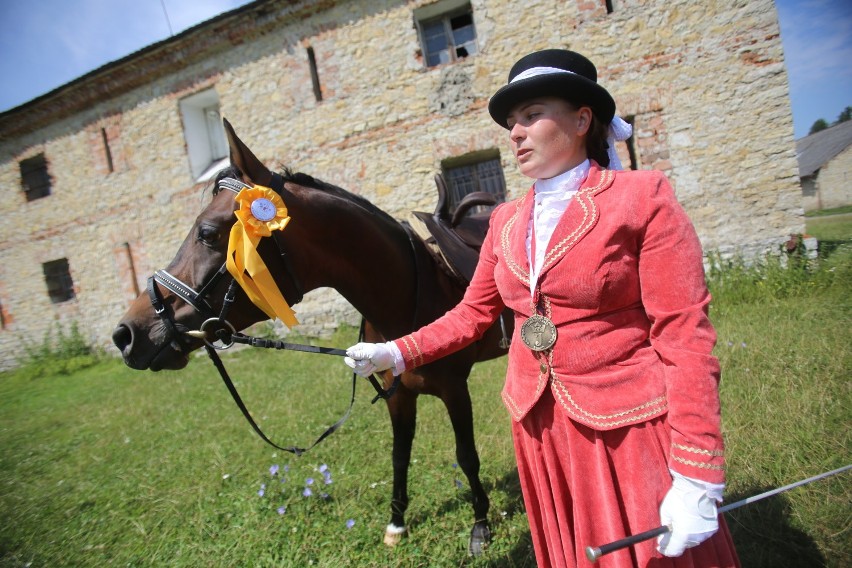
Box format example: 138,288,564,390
1,0,849,139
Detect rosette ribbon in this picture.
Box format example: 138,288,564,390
226,184,299,327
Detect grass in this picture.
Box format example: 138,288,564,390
1,216,849,567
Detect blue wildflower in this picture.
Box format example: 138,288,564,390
277,506,287,515
346,519,355,529
270,464,280,476
306,477,315,486
258,483,266,497
303,487,313,497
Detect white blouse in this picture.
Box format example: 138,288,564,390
526,159,590,297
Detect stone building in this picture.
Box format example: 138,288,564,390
0,0,803,369
796,120,852,212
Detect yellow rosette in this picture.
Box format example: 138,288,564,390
226,184,299,327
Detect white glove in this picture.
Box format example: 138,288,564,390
657,471,723,557
344,342,397,378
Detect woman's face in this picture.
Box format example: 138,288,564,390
506,97,591,179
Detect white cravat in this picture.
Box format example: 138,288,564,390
526,160,590,297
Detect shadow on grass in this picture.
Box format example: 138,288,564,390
406,465,534,566
725,486,826,568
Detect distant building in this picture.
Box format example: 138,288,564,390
0,0,803,369
796,120,852,212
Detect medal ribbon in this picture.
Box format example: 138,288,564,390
226,184,299,327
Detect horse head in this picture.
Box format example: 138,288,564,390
112,120,302,370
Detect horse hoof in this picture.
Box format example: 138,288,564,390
468,520,492,556
384,524,406,547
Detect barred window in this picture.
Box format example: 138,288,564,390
43,258,75,304
20,154,51,201
442,150,506,214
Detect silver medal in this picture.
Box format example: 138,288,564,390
520,314,557,352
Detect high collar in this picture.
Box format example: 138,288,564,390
534,159,590,197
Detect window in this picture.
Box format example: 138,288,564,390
307,46,323,102
20,154,51,201
415,1,478,68
442,150,506,213
43,258,75,304
101,127,115,173
179,89,229,181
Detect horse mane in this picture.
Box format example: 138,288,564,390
213,165,401,228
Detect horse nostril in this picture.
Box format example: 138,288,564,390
112,324,134,353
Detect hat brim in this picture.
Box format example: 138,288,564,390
488,73,615,129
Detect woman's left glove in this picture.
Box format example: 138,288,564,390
344,342,400,377
657,471,724,557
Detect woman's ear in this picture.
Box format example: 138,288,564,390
576,107,593,136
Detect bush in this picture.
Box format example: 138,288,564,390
16,322,100,379
706,240,851,309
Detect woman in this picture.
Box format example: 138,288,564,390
345,49,739,567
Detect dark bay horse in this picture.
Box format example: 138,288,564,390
112,120,511,554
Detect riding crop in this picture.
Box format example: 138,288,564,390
585,463,852,563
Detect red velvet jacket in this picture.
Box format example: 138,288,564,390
394,163,726,483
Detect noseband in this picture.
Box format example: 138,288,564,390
145,172,399,455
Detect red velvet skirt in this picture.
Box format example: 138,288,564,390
512,386,740,568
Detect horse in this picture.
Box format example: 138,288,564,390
111,120,512,555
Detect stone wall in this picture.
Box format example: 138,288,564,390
0,0,803,369
816,145,852,210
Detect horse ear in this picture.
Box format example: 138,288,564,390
222,118,274,187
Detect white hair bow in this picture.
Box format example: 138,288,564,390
607,116,633,170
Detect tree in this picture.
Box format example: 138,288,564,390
838,106,852,124
809,118,829,134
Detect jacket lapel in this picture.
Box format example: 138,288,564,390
538,164,614,278
498,188,534,288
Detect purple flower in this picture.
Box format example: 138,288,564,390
318,464,329,474
451,463,458,469
320,492,329,499
306,477,315,486
258,483,266,497
346,519,355,529
323,471,333,485
270,464,280,476
455,479,463,489
277,506,287,515
303,487,313,497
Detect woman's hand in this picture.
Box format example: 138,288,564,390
656,472,723,557
344,342,397,377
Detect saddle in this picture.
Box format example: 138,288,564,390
411,174,496,285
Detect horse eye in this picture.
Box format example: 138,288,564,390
197,225,221,245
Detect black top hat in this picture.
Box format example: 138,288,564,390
488,49,616,129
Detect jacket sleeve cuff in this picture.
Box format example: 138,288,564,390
385,341,406,376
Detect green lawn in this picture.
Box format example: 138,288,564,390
1,240,850,567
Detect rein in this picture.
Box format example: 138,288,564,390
146,172,403,455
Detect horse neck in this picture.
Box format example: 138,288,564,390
287,187,419,339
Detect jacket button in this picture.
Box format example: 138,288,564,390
540,363,547,374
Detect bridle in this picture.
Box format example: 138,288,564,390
146,171,400,455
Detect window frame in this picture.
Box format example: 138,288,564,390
178,89,229,181
415,1,478,68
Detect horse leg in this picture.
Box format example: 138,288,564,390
384,381,418,546
441,381,491,556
